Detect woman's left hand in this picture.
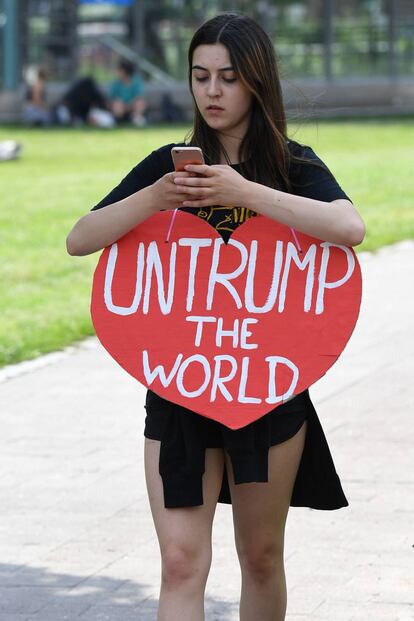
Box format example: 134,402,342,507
173,164,252,208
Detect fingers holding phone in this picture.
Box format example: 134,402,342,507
171,146,207,203
150,169,195,209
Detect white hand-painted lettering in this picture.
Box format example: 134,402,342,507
176,354,211,398
278,242,316,313
104,242,145,315
265,356,299,404
104,238,352,317
237,356,262,403
207,238,248,310
240,318,258,349
316,243,355,315
245,240,284,312
142,349,183,386
143,241,177,314
178,238,212,311
185,315,217,346
142,350,298,405
215,318,240,347
210,355,238,402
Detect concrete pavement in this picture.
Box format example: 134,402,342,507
0,241,413,620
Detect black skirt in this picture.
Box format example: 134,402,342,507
144,389,349,510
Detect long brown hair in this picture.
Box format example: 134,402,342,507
186,13,323,193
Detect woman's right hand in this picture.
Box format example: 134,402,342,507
151,171,199,210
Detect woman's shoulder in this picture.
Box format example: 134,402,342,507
287,138,318,160
287,138,332,178
286,138,352,203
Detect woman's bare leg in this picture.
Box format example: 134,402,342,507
144,439,224,621
132,96,147,116
225,421,307,621
110,98,126,118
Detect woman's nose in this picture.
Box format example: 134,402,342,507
207,77,221,97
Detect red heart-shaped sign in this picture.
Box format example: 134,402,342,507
91,210,362,429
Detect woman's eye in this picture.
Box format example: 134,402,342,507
194,76,236,83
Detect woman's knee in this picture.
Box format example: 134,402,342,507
161,542,212,589
237,540,284,583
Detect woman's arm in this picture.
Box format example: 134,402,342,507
66,185,158,256
244,183,365,247
174,164,365,247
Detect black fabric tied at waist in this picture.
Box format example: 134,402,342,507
144,390,349,511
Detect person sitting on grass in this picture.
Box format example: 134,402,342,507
55,76,115,128
109,59,147,127
22,66,52,127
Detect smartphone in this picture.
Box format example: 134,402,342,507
171,146,205,172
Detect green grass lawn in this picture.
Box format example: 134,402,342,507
1,119,413,367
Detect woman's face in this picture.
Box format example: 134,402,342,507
191,43,252,139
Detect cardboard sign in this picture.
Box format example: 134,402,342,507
91,210,362,429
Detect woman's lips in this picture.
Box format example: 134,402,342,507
206,106,224,114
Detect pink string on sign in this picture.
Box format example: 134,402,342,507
165,208,179,243
289,227,302,253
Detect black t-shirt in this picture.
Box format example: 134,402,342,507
91,139,351,511
92,139,352,221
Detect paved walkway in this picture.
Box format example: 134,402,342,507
0,242,413,621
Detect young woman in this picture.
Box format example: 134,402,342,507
67,13,365,621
